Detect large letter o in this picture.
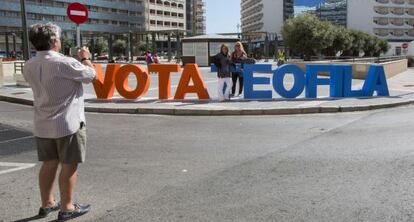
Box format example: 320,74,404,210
273,64,305,98
115,65,150,99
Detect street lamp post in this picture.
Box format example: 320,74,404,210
5,32,9,58
12,33,16,56
20,0,30,60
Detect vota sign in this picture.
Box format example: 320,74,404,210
91,64,389,100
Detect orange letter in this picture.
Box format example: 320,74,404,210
93,64,120,99
174,64,210,100
115,64,150,99
149,64,181,99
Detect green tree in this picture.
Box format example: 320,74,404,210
88,39,108,56
362,35,380,57
342,29,366,57
113,39,127,56
377,39,390,56
282,14,335,60
324,26,352,57
62,38,74,55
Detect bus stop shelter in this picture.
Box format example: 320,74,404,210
181,34,239,67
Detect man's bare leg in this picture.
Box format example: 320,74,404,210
39,160,59,208
59,163,78,211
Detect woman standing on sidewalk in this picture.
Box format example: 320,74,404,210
213,44,232,101
231,42,247,97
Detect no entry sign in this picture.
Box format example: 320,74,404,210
67,2,88,25
402,43,409,49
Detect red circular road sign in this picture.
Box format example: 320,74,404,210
403,43,409,49
67,2,88,25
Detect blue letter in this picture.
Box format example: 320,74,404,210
273,64,305,98
305,65,332,98
362,65,389,97
343,65,364,97
329,65,346,98
244,64,273,99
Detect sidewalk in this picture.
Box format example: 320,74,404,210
1,67,414,115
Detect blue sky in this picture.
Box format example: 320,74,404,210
205,0,325,34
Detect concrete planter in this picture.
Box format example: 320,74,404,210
0,61,16,86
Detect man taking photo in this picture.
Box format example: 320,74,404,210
23,23,96,221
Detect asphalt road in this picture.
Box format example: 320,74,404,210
1,101,414,222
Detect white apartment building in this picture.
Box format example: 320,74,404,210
240,0,294,40
148,0,186,53
148,0,186,31
347,0,414,55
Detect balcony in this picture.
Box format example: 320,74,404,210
374,7,389,15
374,28,389,36
407,30,414,36
391,29,405,36
406,18,414,26
374,18,389,25
391,0,405,4
376,0,389,3
390,18,404,26
406,8,414,16
390,8,404,15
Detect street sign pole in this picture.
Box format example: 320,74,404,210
20,0,30,60
76,25,81,48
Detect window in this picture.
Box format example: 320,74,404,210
55,15,65,22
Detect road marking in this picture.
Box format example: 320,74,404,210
0,136,34,144
0,162,36,175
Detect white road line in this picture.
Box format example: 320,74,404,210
0,136,34,144
0,162,36,175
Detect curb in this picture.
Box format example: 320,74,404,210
2,94,414,116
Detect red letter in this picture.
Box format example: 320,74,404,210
115,64,150,99
149,64,181,99
93,64,120,99
174,64,210,100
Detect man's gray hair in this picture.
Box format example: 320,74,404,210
29,23,62,51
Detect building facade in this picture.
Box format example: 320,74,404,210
313,0,347,27
147,0,186,54
186,0,206,36
0,0,146,57
148,0,186,32
240,0,294,38
347,0,414,55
